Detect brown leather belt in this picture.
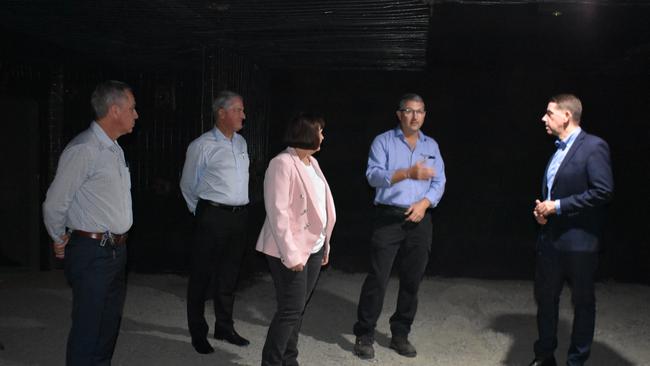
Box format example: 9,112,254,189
72,230,128,245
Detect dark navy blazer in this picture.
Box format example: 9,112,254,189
540,130,614,252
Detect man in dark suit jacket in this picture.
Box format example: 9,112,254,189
529,94,614,366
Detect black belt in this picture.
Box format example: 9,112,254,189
201,199,247,212
375,204,408,213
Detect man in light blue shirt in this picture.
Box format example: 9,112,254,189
43,80,137,365
353,93,446,360
180,90,251,353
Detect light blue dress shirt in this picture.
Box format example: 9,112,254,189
180,127,250,213
43,122,133,243
546,127,582,215
366,127,446,208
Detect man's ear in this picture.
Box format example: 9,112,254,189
108,103,119,118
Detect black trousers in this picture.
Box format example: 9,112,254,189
534,241,598,366
261,248,324,366
354,206,432,339
64,234,127,366
187,200,248,341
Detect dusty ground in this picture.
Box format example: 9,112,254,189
1,269,649,365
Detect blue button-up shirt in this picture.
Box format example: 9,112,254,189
546,127,581,214
366,127,446,208
180,127,250,213
43,122,133,243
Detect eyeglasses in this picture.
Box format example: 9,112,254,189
399,108,426,116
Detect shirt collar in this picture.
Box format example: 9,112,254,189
557,127,581,150
91,121,115,148
212,126,238,142
393,126,424,142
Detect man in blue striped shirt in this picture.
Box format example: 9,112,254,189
180,90,251,353
353,93,446,360
43,80,137,365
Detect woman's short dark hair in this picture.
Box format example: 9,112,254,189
284,112,325,150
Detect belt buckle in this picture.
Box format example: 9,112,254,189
100,231,115,247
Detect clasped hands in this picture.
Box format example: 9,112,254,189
533,199,556,225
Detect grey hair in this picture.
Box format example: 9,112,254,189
91,80,132,119
212,90,243,114
398,93,425,110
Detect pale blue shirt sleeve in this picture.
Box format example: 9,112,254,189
366,135,394,188
42,144,94,243
424,144,446,207
555,200,562,215
179,141,203,214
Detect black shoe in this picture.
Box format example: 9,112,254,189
191,338,215,354
353,335,375,359
214,329,250,346
389,336,417,358
528,357,557,366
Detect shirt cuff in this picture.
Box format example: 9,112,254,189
554,199,562,215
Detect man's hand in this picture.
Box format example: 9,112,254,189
534,199,556,217
533,207,548,225
52,233,70,259
405,199,430,223
290,263,305,272
407,161,435,180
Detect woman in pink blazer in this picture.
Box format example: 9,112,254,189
256,113,336,366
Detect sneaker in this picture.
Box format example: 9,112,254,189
389,336,416,358
354,335,375,359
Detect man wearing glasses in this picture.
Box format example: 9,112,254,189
353,93,446,360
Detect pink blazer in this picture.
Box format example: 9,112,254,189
256,147,336,268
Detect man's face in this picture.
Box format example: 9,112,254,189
114,90,138,136
542,102,569,137
397,100,426,136
219,97,245,132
